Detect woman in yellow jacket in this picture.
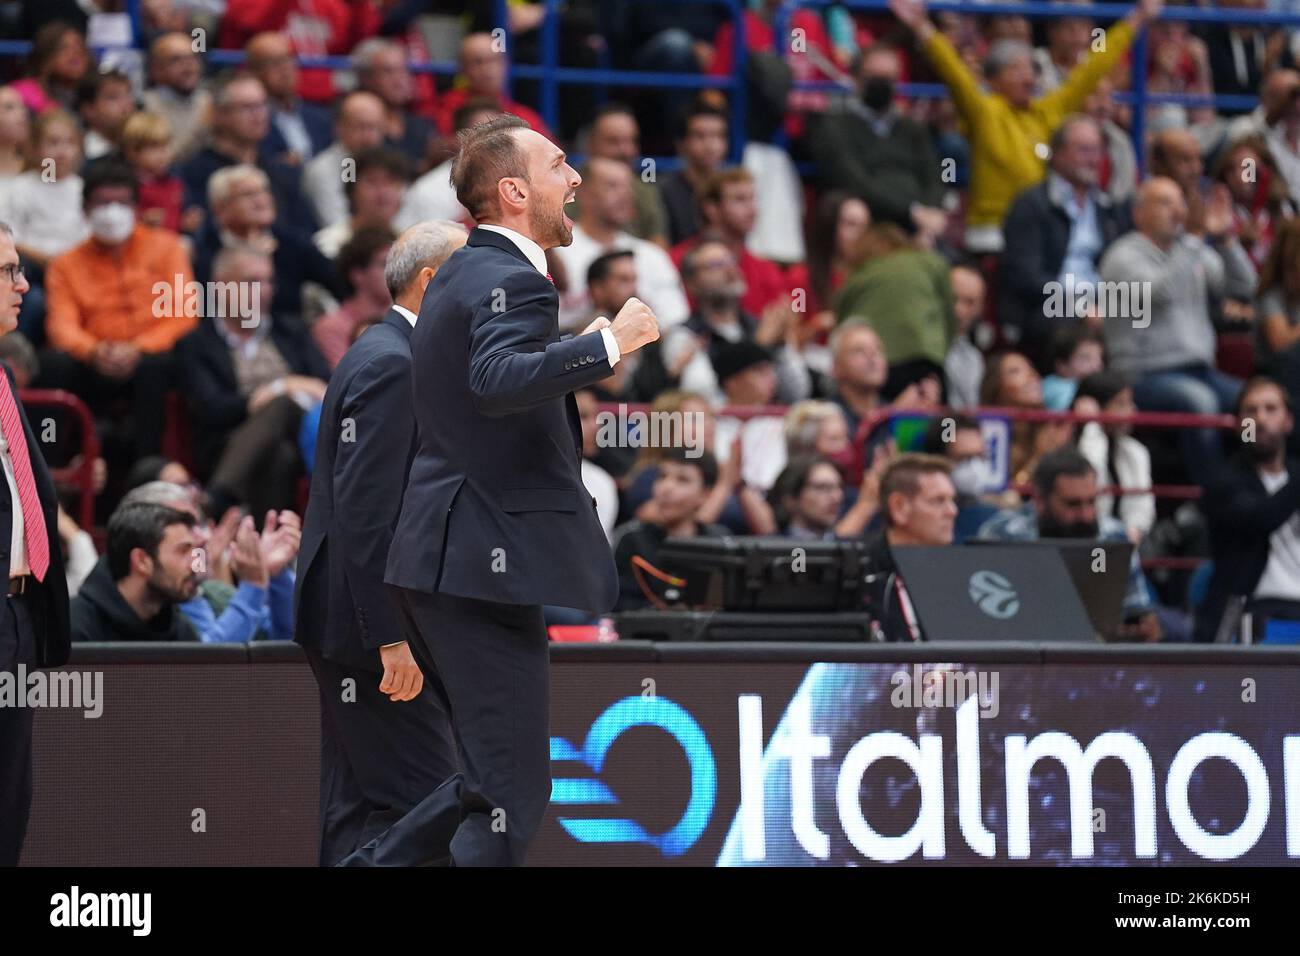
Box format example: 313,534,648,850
889,0,1165,252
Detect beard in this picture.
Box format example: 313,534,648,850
1244,431,1284,463
1038,512,1099,540
529,198,572,248
148,570,198,605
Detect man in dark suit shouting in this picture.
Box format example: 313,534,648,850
341,115,660,866
295,221,467,865
0,222,70,866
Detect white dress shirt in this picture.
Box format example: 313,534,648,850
0,427,28,577
392,304,417,327
477,223,621,367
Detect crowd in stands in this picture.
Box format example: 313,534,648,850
2,0,1299,646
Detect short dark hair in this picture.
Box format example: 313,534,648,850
679,237,731,282
106,503,194,581
124,455,170,492
1236,374,1294,417
587,249,633,287
770,454,839,516
1050,323,1106,368
657,445,718,489
1073,370,1129,409
81,160,140,209
75,67,132,111
675,100,728,141
452,97,502,132
344,147,411,203
336,224,396,296
1032,447,1095,502
450,113,530,221
592,101,637,129
879,453,952,527
921,414,981,455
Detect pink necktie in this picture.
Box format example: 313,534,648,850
545,272,555,285
0,373,48,581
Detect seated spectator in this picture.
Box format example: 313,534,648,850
314,147,409,260
862,453,958,641
352,39,436,169
1083,78,1138,205
1212,135,1295,272
1042,324,1106,410
1143,20,1215,131
0,86,29,213
1254,216,1300,400
888,0,1159,252
312,226,396,370
12,22,89,115
1033,11,1095,92
612,447,728,610
652,238,810,406
179,72,318,237
583,250,638,400
920,413,999,542
193,164,340,321
834,222,954,398
575,389,620,541
302,91,387,230
770,453,881,540
42,161,195,459
1261,69,1300,207
121,112,187,233
567,104,669,248
829,319,891,442
122,479,298,643
785,400,852,471
1196,376,1300,642
1072,370,1154,542
621,390,767,535
945,264,986,409
980,351,1074,487
245,32,332,167
7,109,88,269
173,247,329,518
217,0,351,103
808,43,947,237
670,168,790,316
141,32,212,164
554,156,688,331
396,99,496,231
434,32,553,140
124,455,195,494
712,342,795,493
75,67,134,162
1149,128,1214,237
787,191,871,354
998,115,1124,363
978,447,1162,641
70,502,202,642
659,101,729,246
1099,176,1253,484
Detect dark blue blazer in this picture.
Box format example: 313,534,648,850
296,310,416,671
262,102,334,166
384,227,619,610
2,362,70,667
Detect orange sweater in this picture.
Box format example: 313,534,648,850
45,225,197,363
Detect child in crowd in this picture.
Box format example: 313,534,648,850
1072,370,1154,543
121,111,190,233
1042,324,1106,410
5,108,88,268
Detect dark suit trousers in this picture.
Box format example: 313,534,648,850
0,594,37,866
208,395,305,518
304,647,458,867
338,588,550,867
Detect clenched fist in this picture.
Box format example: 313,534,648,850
610,296,660,356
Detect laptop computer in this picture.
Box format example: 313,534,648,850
968,538,1133,637
890,545,1097,643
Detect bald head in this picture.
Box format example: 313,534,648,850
149,32,201,94
1133,176,1187,246
1263,68,1300,124
1150,129,1202,192
335,91,386,153
460,32,506,98
245,33,296,101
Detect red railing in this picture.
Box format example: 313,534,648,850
20,388,99,533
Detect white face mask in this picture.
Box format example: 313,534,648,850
88,202,135,244
951,457,992,496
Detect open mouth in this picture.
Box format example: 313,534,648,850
563,194,575,227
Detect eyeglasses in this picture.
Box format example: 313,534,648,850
0,263,24,284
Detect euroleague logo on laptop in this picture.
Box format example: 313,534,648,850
967,570,1021,620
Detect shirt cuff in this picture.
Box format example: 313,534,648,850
599,327,621,367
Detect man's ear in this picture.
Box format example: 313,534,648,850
417,266,436,294
498,176,526,213
131,546,152,578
